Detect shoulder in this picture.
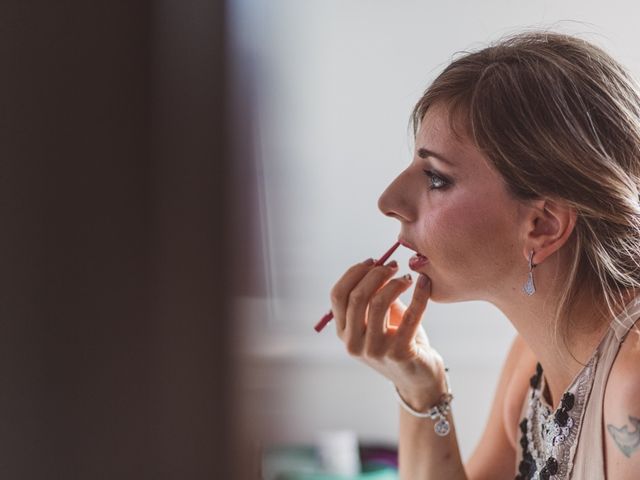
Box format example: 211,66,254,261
603,322,640,478
465,333,537,478
502,333,537,398
502,334,537,447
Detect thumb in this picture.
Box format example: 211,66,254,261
395,274,431,341
387,299,407,330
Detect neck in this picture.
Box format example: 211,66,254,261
490,257,638,408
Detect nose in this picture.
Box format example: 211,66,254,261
377,169,415,223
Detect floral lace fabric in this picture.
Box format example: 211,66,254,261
516,353,598,480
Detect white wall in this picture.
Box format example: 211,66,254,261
229,0,640,462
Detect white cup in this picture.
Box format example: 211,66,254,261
314,429,361,476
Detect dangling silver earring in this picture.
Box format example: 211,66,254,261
522,250,536,296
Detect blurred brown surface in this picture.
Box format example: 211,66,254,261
0,1,248,478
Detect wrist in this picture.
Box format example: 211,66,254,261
393,368,453,436
395,368,449,412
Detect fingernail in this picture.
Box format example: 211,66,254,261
363,258,374,265
403,274,412,283
418,274,430,288
386,260,398,269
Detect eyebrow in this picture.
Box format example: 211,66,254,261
417,148,456,167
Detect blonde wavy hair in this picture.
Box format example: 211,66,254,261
411,31,640,359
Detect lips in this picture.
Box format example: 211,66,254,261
409,253,429,270
398,238,427,257
398,238,430,270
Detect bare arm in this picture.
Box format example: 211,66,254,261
604,325,640,479
398,404,467,479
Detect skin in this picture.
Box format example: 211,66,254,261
603,325,640,477
607,416,640,458
376,100,615,408
330,101,640,478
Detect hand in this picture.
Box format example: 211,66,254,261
329,258,447,411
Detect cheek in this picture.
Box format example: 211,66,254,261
424,196,514,271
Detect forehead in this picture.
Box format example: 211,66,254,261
416,103,495,174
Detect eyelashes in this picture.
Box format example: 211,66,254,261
423,169,451,190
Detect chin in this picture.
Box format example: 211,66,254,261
425,282,468,304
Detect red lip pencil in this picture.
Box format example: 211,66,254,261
314,241,401,333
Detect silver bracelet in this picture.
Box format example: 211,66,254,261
393,369,453,436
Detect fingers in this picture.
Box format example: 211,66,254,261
330,258,375,333
363,274,413,357
395,274,431,344
343,261,399,353
330,261,432,362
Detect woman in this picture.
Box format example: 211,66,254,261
329,31,640,479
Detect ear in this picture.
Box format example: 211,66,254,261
522,198,577,266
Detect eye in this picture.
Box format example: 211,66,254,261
423,169,450,190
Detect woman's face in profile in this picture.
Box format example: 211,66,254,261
378,102,526,303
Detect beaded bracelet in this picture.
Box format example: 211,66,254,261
393,369,453,436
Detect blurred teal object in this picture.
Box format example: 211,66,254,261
262,444,399,480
